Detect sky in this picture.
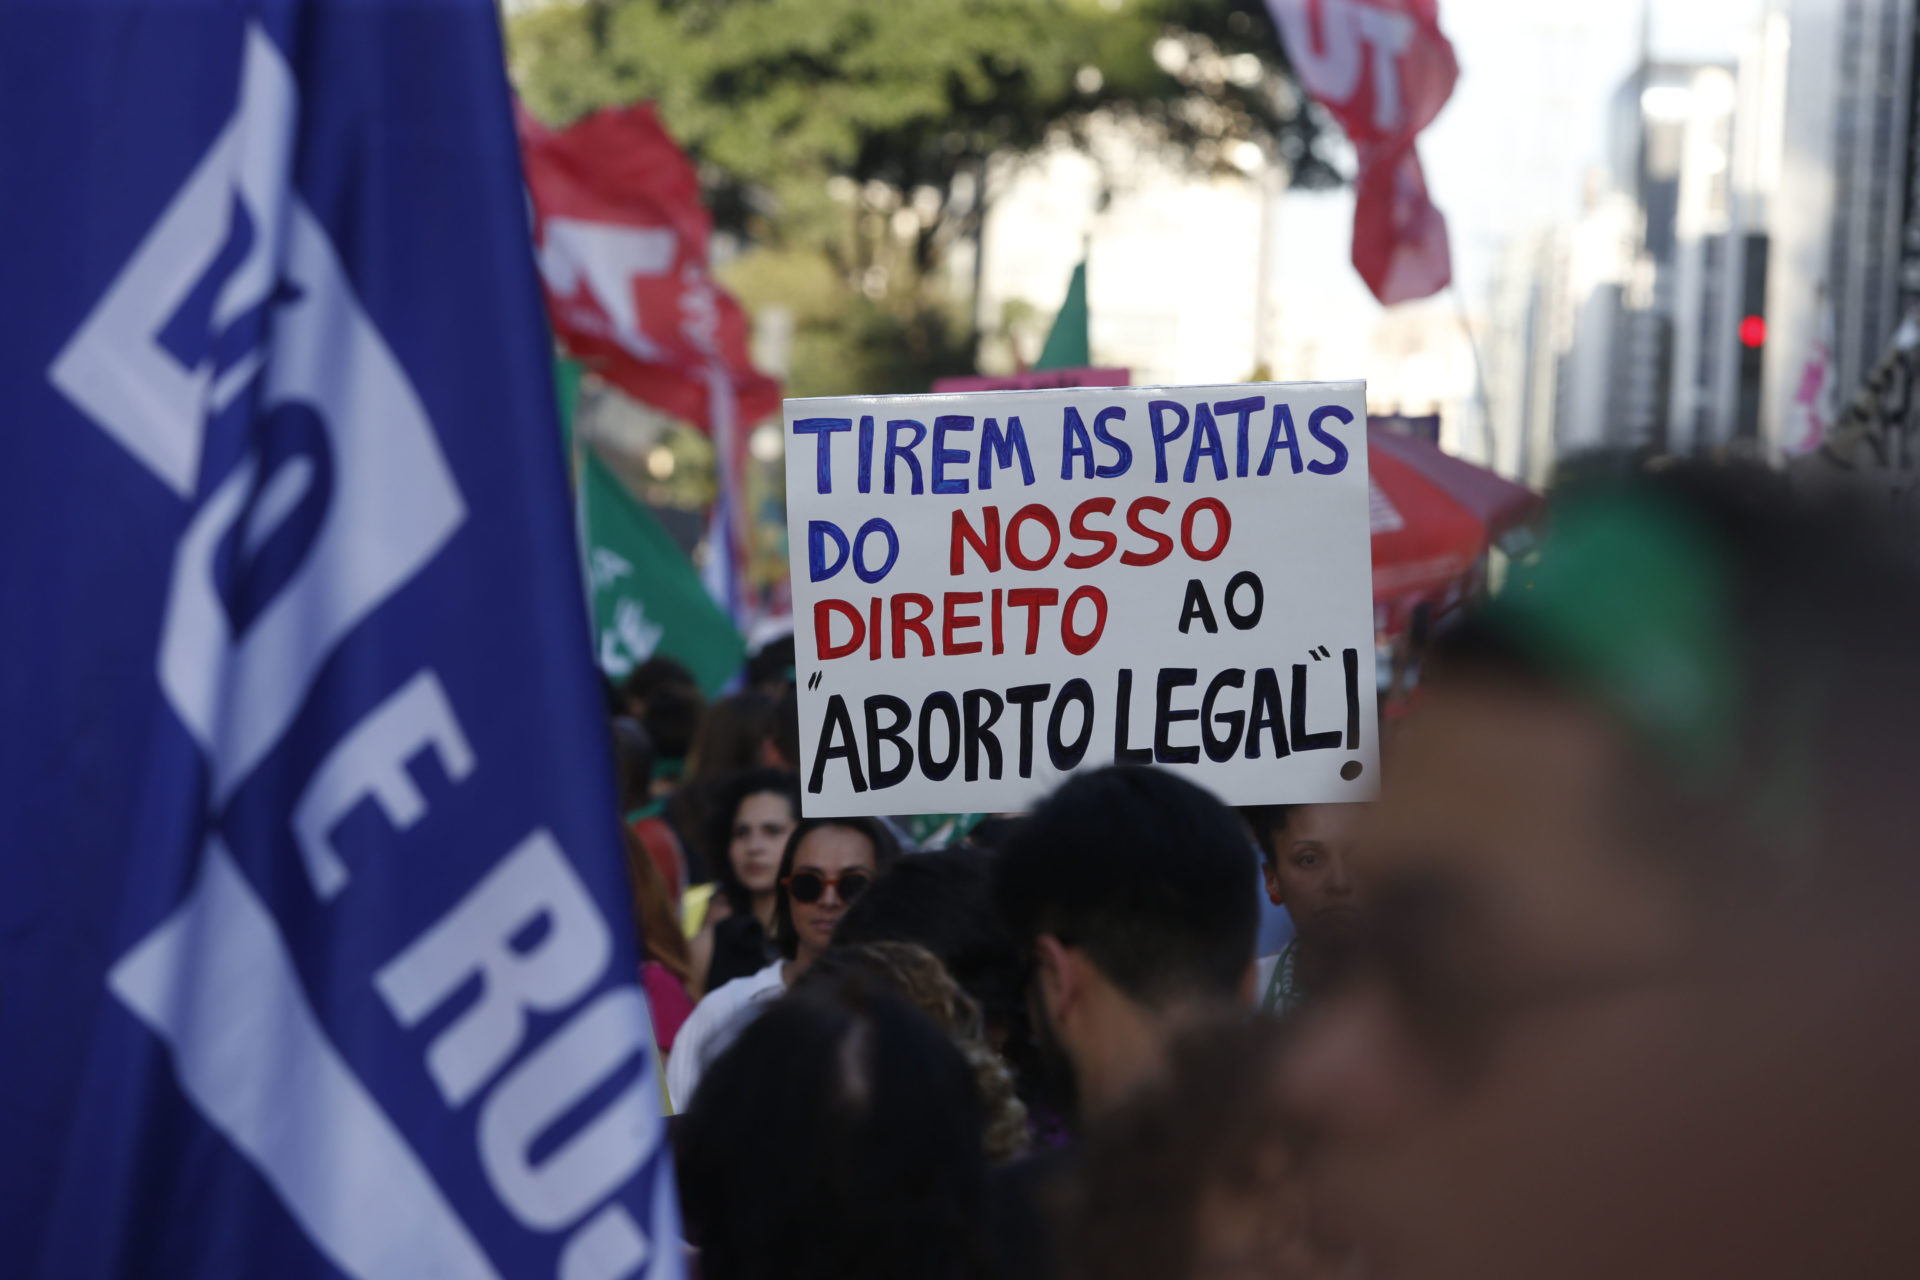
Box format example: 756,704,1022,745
1297,0,1758,297
1422,0,1765,294
1265,0,1766,443
1279,0,1766,291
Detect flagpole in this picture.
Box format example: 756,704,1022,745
551,352,604,645
1450,281,1499,472
702,359,750,630
570,376,594,619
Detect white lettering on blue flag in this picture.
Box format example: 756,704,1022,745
479,988,660,1229
152,193,466,805
293,671,477,900
561,1204,653,1280
47,26,294,497
34,18,678,1279
375,830,615,1109
108,839,501,1280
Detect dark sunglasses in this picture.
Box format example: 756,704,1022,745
781,869,873,905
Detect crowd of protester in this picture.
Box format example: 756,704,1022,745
602,459,1920,1279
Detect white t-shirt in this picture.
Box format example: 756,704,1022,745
1255,952,1281,1003
666,960,785,1112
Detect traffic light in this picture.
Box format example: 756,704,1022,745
1736,234,1769,442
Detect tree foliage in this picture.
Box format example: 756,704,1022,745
509,0,1338,397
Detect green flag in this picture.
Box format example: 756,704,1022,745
582,450,745,695
1034,258,1090,370
555,355,583,460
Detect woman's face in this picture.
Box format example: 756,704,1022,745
730,791,796,897
785,826,877,957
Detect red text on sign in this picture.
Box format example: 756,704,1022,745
815,586,1108,661
949,498,1232,576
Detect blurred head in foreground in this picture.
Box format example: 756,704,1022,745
1063,1015,1346,1280
1283,462,1920,1277
994,765,1258,1121
677,987,989,1280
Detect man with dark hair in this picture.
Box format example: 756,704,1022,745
993,764,1258,1119
988,766,1259,1280
1246,803,1369,1018
621,653,697,713
743,630,796,694
623,656,703,783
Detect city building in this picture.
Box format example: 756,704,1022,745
1764,0,1920,451
1557,57,1746,457
1483,227,1571,487
1550,184,1641,459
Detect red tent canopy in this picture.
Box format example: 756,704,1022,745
1368,426,1543,622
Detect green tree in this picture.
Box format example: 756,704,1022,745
508,0,1337,398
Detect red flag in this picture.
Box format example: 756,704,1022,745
1266,0,1458,304
517,103,780,431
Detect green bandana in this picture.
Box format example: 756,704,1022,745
1487,492,1742,788
1482,486,1823,863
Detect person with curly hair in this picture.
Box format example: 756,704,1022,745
797,941,1030,1164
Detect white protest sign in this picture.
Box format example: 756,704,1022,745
783,382,1378,816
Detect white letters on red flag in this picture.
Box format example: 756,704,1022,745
1266,0,1458,305
517,103,781,433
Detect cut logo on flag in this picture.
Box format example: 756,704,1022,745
1265,0,1458,305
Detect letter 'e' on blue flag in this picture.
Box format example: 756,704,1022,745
0,5,683,1279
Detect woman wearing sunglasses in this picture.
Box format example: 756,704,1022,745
666,815,901,1111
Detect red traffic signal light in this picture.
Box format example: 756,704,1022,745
1740,315,1768,349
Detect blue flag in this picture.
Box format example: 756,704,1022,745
0,6,681,1278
